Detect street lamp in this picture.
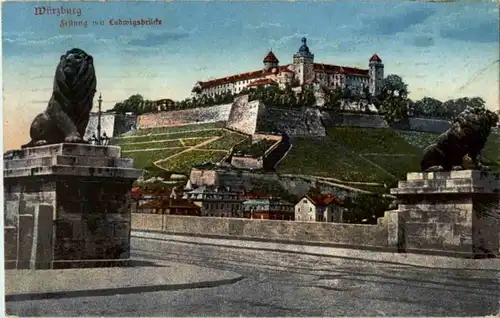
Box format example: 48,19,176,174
96,93,103,145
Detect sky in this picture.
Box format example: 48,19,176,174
2,0,499,150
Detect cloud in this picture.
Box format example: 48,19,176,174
439,20,498,43
268,33,326,50
245,22,283,30
362,4,436,36
411,35,435,47
127,31,190,47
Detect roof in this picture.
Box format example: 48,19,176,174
196,65,292,89
243,198,293,206
263,51,279,63
302,194,344,206
248,78,277,87
313,63,369,77
369,54,382,62
242,192,272,200
139,198,200,210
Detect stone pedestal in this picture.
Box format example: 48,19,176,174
4,143,143,269
390,170,500,258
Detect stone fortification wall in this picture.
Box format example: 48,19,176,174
322,112,389,129
258,107,326,137
132,213,391,249
391,118,451,133
84,113,116,140
226,95,263,135
137,104,232,130
114,114,137,136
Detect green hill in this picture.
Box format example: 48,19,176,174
276,127,500,187
113,121,500,189
111,121,249,178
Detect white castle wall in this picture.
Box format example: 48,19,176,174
84,113,116,140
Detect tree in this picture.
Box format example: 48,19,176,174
380,74,408,99
298,85,316,108
324,87,342,111
378,74,411,123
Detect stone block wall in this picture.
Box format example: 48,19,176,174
322,112,389,129
132,214,390,248
54,177,132,261
137,104,232,130
230,156,264,170
226,95,263,135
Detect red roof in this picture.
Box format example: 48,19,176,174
197,65,292,89
304,194,343,206
263,51,279,63
369,54,382,62
313,63,369,76
248,78,277,87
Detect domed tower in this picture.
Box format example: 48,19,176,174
263,50,279,70
293,37,315,86
369,53,384,97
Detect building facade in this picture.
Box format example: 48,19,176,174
183,185,244,217
294,194,344,222
241,198,295,220
192,37,384,99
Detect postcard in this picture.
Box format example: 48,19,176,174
2,1,500,317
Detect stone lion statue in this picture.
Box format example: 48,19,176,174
21,48,97,148
420,106,499,172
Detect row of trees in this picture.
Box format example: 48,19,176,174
246,84,316,108
373,74,489,123
111,91,235,114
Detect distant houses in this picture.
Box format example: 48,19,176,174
294,194,344,222
131,185,345,223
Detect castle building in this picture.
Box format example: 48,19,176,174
191,37,384,98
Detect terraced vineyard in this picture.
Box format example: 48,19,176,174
112,122,249,177
276,127,500,186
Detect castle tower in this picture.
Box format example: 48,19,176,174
369,54,384,96
293,37,315,85
263,50,279,70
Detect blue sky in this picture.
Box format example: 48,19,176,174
2,1,499,150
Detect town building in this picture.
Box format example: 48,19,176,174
183,185,244,217
191,37,384,99
136,197,201,216
241,197,295,220
294,194,344,222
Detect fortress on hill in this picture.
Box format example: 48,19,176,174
191,37,385,98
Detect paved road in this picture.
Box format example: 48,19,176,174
6,234,500,317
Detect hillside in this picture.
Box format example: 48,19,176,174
112,120,500,189
111,121,249,178
276,127,500,187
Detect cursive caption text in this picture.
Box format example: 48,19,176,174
34,6,163,28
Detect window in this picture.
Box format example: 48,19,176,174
302,200,307,203
309,207,312,212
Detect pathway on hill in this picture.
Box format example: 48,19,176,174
122,147,185,153
153,136,222,171
120,136,214,146
358,155,398,180
362,153,419,157
323,130,399,182
115,128,220,140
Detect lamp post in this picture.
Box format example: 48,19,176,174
96,93,103,145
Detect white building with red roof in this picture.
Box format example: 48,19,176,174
191,37,384,101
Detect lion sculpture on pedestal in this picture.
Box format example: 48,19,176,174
21,48,97,148
420,106,499,172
